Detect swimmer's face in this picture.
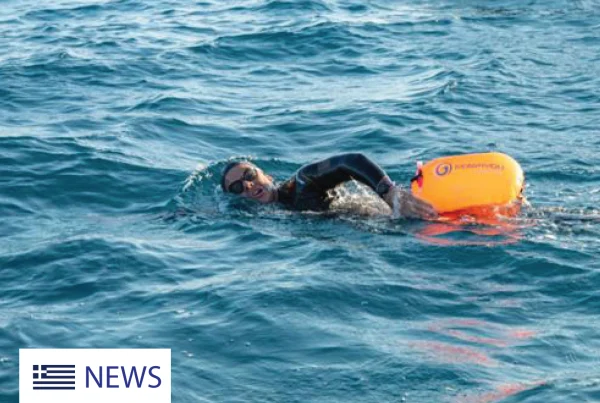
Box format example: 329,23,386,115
222,162,276,203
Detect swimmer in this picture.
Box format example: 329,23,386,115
221,153,438,219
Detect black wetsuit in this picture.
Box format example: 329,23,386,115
276,153,391,211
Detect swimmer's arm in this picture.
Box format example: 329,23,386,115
297,153,393,196
298,153,437,219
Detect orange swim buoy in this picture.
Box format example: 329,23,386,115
410,152,525,220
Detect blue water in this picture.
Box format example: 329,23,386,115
2,0,600,401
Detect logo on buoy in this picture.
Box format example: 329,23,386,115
435,163,452,176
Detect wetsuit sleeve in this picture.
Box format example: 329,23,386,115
296,153,391,196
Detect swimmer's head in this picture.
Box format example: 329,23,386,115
221,161,277,203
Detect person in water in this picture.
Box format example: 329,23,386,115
221,153,437,219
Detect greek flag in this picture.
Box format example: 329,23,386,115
32,365,76,390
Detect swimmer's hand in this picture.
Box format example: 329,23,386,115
383,187,438,220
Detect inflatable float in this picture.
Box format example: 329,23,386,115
410,152,525,221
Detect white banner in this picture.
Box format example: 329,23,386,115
19,349,171,403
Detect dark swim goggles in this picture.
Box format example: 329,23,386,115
227,167,258,194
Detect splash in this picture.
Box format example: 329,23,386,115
328,180,391,217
